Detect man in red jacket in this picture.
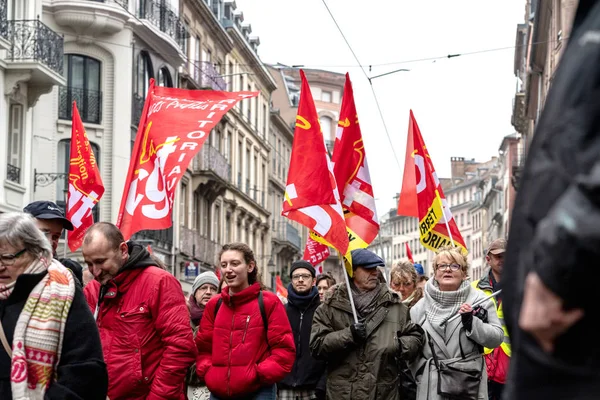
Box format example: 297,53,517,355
83,222,196,400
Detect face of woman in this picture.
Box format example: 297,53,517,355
434,254,466,291
220,250,254,294
0,242,34,285
391,276,416,300
317,280,330,301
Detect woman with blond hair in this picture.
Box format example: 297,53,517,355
409,246,503,400
389,261,423,308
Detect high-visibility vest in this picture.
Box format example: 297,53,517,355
471,280,511,357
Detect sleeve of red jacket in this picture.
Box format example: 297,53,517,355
256,295,296,385
147,274,197,400
83,280,99,313
195,297,218,380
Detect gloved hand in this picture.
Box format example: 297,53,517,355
461,311,474,332
350,322,367,343
473,305,488,323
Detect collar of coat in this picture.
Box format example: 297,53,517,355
221,282,262,307
323,282,400,314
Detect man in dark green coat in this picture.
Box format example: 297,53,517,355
309,249,424,400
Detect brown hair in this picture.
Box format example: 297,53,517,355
219,242,259,285
433,245,469,274
316,273,336,289
390,261,417,286
84,222,125,250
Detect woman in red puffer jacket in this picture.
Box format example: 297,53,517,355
195,243,295,399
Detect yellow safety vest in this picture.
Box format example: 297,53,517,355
471,280,511,357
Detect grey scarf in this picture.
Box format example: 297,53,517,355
423,278,471,336
350,281,383,319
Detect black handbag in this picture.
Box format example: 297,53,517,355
428,332,483,400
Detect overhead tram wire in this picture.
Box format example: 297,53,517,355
319,0,402,172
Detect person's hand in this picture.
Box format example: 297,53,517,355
519,272,584,353
350,322,367,343
459,303,474,332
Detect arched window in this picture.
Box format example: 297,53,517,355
136,51,154,97
157,67,173,87
61,54,102,124
320,116,333,153
57,139,101,223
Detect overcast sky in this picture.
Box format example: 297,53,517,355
235,0,526,218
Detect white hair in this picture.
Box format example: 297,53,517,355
0,212,53,260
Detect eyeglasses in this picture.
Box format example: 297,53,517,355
292,273,312,281
0,249,27,266
436,263,461,272
393,281,414,287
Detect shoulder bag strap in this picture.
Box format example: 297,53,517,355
258,291,270,349
0,321,12,358
427,332,440,370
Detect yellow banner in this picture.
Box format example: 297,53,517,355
310,230,353,277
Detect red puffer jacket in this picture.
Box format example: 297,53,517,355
196,283,295,398
85,249,196,400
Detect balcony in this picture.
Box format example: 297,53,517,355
4,19,65,105
132,93,145,126
132,225,173,249
59,86,102,124
511,153,527,191
272,221,301,252
52,0,130,37
180,226,219,266
192,61,227,91
135,0,188,61
0,0,8,50
511,92,527,135
6,163,20,184
192,144,231,202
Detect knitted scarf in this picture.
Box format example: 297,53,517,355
9,258,75,400
423,278,470,336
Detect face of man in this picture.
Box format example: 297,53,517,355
291,267,315,295
353,266,379,292
82,233,128,285
34,218,64,254
486,251,504,279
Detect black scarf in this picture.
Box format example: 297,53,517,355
287,283,319,310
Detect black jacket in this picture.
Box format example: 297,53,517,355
0,272,108,399
279,288,326,393
504,1,600,399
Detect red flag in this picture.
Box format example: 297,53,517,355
276,275,288,300
303,235,331,266
282,71,350,273
66,102,105,252
147,244,153,254
405,242,414,263
117,79,258,239
215,267,221,281
397,110,467,252
332,74,379,251
315,264,324,275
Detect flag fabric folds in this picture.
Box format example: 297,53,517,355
406,242,414,263
117,79,258,240
282,71,350,274
397,110,467,252
66,102,105,251
303,235,331,267
276,275,288,301
332,73,380,253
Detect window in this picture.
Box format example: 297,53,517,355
246,148,251,194
321,91,331,102
247,84,252,121
6,104,23,184
237,141,243,188
320,116,332,141
61,55,102,124
263,104,268,137
136,51,154,98
214,203,221,242
157,67,173,87
180,181,188,227
57,139,101,223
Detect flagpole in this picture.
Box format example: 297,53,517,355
63,234,68,258
340,258,359,324
437,192,455,247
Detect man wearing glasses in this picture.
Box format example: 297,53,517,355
23,200,83,285
472,238,509,400
278,260,326,400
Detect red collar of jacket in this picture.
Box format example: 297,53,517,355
103,268,148,300
221,282,261,307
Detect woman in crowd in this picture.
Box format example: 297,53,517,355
195,243,295,400
187,271,220,400
390,261,423,308
0,212,107,399
315,273,336,302
409,246,503,400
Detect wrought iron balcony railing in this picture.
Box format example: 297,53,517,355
137,0,188,51
59,86,102,124
132,225,173,249
5,19,63,75
273,221,301,250
193,61,226,91
0,0,7,42
192,144,231,182
6,163,20,184
179,227,219,266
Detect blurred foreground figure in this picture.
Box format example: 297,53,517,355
503,1,600,399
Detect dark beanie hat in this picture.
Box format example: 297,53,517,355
351,248,385,269
290,260,316,278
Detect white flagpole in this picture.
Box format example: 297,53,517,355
341,258,359,324
437,192,455,247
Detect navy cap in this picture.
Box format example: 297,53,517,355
23,201,74,231
413,263,424,276
351,248,385,269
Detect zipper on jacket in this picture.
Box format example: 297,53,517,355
242,315,251,343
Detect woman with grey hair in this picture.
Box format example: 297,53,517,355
0,212,107,399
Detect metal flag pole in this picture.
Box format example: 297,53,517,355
63,232,68,258
340,257,359,324
441,289,502,326
436,191,455,247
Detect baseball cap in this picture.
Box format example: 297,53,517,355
23,201,74,231
486,238,506,255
